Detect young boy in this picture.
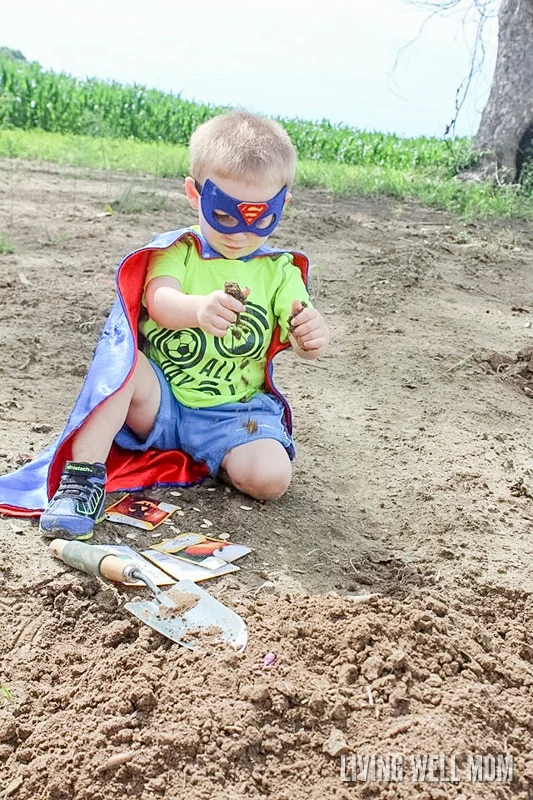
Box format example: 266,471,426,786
2,110,329,539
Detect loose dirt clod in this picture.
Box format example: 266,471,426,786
157,590,199,618
183,624,225,648
4,776,24,797
486,347,533,398
244,418,258,434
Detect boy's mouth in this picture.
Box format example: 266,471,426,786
222,243,246,253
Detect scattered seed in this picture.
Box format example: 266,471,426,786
165,524,181,533
218,533,230,540
9,523,24,535
263,652,276,667
239,505,253,511
346,593,378,604
95,750,137,774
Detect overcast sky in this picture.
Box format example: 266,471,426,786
2,0,499,138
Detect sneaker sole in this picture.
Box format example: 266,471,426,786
39,525,94,542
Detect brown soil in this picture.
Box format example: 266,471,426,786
1,161,533,799
157,589,199,618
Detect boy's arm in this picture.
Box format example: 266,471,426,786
145,275,246,337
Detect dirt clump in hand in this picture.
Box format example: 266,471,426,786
288,300,308,331
224,281,247,305
224,281,247,338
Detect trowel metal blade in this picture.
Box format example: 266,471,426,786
124,579,248,652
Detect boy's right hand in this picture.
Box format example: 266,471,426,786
196,290,248,337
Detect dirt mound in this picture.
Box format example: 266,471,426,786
1,576,532,800
485,346,533,399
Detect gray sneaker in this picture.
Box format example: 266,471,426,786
39,461,107,540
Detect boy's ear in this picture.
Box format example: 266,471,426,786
284,191,292,207
184,176,200,210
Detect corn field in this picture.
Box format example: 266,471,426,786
0,57,476,175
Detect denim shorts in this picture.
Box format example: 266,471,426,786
114,361,295,475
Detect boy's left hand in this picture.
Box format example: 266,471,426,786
288,300,330,358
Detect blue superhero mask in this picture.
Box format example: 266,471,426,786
196,178,288,237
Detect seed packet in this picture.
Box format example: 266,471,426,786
104,493,180,530
151,533,251,570
141,548,239,583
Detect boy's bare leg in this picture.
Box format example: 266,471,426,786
40,351,161,539
221,439,292,501
72,351,161,463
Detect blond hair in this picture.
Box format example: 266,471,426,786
189,110,296,189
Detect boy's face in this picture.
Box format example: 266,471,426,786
185,174,290,260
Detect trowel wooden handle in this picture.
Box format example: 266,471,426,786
49,539,132,582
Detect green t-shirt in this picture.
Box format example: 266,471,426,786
139,230,311,407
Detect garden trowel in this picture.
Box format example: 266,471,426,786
49,539,247,651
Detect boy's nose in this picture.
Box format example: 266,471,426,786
227,231,249,242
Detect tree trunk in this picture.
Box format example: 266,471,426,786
475,0,533,181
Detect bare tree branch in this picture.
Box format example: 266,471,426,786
396,0,500,136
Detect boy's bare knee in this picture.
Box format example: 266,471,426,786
224,449,292,501
246,467,291,501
